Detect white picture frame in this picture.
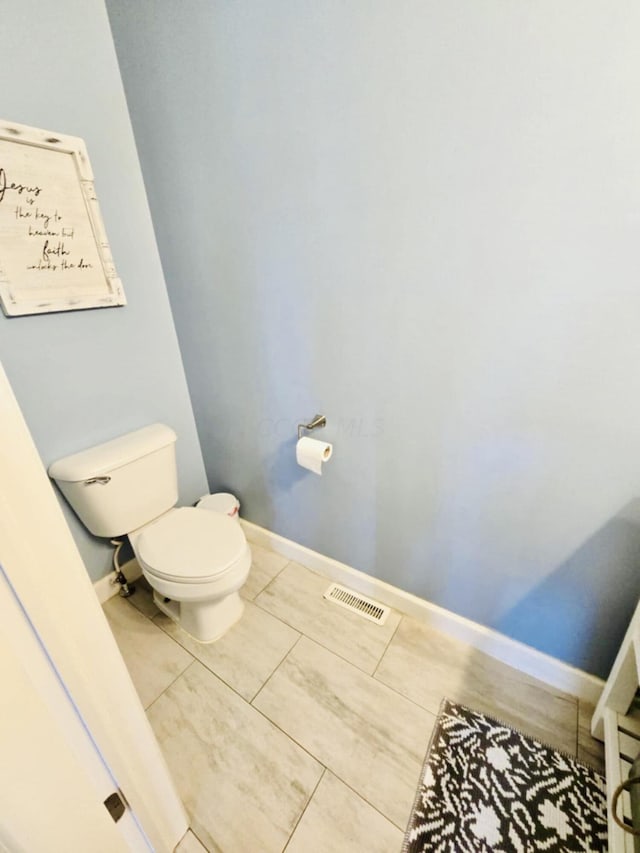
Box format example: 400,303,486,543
0,120,126,316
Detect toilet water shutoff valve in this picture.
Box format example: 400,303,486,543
110,539,135,598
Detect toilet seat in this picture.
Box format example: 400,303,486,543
137,507,247,584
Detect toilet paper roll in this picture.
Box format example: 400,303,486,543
296,437,333,475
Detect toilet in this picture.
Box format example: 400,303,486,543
48,424,251,642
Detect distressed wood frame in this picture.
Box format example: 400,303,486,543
0,120,126,316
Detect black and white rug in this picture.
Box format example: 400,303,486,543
403,699,607,852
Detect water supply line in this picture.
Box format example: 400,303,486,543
110,538,135,597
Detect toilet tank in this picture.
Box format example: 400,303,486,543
48,424,178,537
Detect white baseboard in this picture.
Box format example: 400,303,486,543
241,519,604,705
93,559,142,604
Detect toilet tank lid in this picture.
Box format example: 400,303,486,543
48,424,177,482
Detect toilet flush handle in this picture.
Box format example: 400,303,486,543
84,476,111,485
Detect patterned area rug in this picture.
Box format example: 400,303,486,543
403,699,607,852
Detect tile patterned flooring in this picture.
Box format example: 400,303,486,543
104,540,605,852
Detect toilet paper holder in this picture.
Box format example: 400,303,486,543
297,414,327,440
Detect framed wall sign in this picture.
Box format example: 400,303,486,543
0,120,126,316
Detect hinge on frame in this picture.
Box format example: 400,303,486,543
103,790,127,823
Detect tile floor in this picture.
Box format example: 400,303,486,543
103,540,605,853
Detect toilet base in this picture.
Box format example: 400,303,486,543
153,590,244,643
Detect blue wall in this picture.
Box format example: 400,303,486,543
0,0,208,581
107,0,640,677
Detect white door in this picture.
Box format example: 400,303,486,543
0,360,187,852
0,561,151,852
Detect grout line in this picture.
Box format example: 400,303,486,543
151,629,284,708
143,621,415,839
250,596,444,719
151,613,165,629
272,622,441,720
146,560,404,694
125,578,569,756
122,562,578,843
253,684,417,836
129,558,400,685
246,636,437,794
188,826,209,851
244,643,359,772
273,632,570,758
372,614,403,678
322,768,410,833
248,557,292,602
128,549,579,766
246,534,604,704
248,629,303,704
370,669,441,716
250,701,330,771
129,624,331,837
251,634,305,706
253,671,420,836
244,594,303,640
250,596,398,680
179,655,253,705
144,659,198,714
123,585,157,619
148,597,303,707
123,568,415,713
282,767,327,852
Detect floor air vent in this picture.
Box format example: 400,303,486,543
323,583,390,625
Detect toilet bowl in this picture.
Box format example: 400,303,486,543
130,506,251,641
48,423,252,643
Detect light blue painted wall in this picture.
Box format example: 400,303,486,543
0,0,208,581
107,0,640,677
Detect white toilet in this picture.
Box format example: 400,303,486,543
49,424,251,642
